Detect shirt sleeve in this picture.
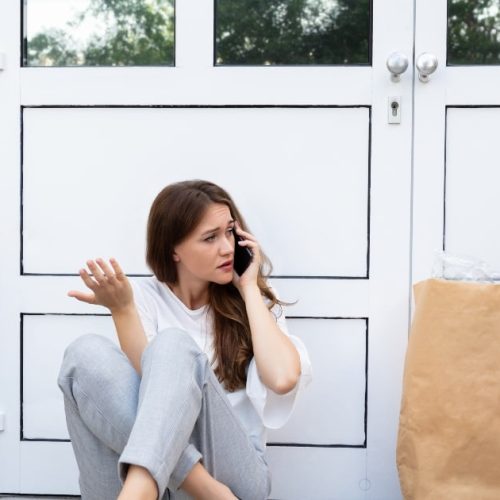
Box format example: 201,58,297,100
245,287,313,429
130,279,158,343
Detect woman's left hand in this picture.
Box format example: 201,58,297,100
232,221,261,294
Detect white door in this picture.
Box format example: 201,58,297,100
413,1,500,286
0,1,414,498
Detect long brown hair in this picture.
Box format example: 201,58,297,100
146,179,287,391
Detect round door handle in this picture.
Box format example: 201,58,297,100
416,53,438,83
386,52,409,82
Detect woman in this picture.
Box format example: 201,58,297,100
58,179,312,500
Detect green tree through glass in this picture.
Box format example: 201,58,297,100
448,0,500,65
27,0,371,66
216,0,371,65
27,0,174,66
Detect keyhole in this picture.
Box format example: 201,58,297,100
391,101,399,116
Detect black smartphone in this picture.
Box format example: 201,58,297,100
234,231,253,276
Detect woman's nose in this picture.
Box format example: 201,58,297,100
220,235,234,254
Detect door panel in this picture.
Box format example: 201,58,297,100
269,318,368,447
22,314,115,440
22,106,370,278
445,107,500,271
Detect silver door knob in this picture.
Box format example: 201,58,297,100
416,53,438,83
386,52,409,82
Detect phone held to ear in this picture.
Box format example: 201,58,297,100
234,232,253,276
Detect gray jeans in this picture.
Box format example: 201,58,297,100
57,327,271,500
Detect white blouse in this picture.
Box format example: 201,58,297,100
130,276,313,456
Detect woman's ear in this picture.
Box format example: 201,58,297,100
172,253,180,263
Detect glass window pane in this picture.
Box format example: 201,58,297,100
448,0,500,65
24,0,175,67
215,0,371,65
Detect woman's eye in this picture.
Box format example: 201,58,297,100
205,235,216,242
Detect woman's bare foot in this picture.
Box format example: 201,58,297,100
179,461,238,500
117,464,158,500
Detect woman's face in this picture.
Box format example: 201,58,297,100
172,203,236,286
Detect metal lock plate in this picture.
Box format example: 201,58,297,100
388,96,401,124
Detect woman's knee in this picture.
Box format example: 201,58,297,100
57,333,118,389
143,328,202,363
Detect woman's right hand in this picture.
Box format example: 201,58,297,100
68,258,134,314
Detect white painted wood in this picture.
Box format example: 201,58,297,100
266,447,367,499
413,1,500,287
364,0,414,497
15,277,371,318
21,68,373,106
23,315,116,439
176,0,213,69
446,67,500,105
268,319,367,446
412,0,449,287
444,108,500,271
22,106,369,277
22,315,367,447
0,0,22,493
0,497,78,499
0,0,416,498
20,442,79,495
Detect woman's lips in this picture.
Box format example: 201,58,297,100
218,261,233,270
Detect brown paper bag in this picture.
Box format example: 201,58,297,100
397,278,500,500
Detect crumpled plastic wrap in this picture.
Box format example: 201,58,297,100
431,249,500,283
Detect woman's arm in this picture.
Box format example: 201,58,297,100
232,222,301,395
242,284,301,394
68,258,148,375
110,304,148,375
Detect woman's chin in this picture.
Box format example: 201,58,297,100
211,273,234,285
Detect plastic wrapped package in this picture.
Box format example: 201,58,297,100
397,250,500,499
